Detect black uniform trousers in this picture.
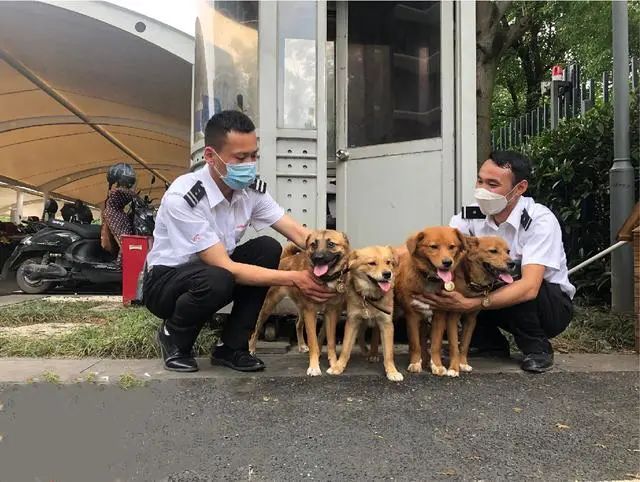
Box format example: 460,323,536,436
143,236,282,352
471,280,573,355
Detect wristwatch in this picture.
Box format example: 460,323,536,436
481,293,491,308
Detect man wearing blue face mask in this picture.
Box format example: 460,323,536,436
414,151,575,373
143,111,334,373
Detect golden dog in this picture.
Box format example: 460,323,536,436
327,245,403,381
395,226,466,374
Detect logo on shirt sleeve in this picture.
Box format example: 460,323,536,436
192,233,203,243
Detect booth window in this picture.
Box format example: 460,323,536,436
211,1,259,126
347,1,441,147
277,1,317,129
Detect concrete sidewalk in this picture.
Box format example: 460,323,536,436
0,351,637,384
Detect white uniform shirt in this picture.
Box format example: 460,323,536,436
450,196,576,299
147,166,285,267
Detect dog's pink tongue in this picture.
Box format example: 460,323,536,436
313,264,329,277
499,273,514,284
437,269,453,283
378,281,391,293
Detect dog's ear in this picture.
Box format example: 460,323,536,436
347,250,359,270
305,233,314,249
406,231,424,255
387,245,400,267
464,235,479,251
341,232,350,247
454,229,467,252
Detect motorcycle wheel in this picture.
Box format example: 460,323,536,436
16,257,55,294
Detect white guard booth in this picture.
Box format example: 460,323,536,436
192,1,477,249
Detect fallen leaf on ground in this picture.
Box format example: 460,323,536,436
438,469,457,476
594,443,606,449
513,407,523,413
555,423,570,430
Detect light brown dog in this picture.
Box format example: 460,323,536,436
453,235,514,374
327,245,403,381
249,230,350,376
395,226,467,374
407,235,515,376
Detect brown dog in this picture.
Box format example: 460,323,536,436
327,245,403,381
454,235,514,374
395,226,467,374
408,235,515,376
249,230,350,376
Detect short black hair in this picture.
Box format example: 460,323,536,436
205,110,255,150
488,151,531,185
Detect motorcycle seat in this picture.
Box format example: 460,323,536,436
47,219,101,239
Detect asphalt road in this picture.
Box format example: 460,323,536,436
1,371,639,481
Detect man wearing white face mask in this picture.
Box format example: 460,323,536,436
417,151,575,373
143,111,334,373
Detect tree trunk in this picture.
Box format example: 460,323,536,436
477,58,499,164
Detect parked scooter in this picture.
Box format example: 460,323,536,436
0,194,155,294
1,163,157,294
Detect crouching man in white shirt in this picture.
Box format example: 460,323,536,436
143,111,333,373
416,151,575,373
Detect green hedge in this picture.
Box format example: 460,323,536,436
522,92,639,304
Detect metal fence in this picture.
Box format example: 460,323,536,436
492,58,639,150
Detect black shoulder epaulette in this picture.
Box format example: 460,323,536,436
461,206,486,220
183,180,206,208
249,178,267,194
520,208,532,231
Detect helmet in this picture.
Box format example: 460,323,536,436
107,162,136,189
44,198,58,215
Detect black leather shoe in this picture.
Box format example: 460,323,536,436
211,345,265,372
468,346,511,359
521,353,554,373
156,323,199,372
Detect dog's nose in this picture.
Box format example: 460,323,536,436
311,253,330,263
441,258,453,268
382,271,392,280
507,261,516,271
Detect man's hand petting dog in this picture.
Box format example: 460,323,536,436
293,270,335,303
413,291,480,313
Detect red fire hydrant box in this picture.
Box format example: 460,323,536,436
121,235,152,306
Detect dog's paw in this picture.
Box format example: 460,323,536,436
430,360,447,376
326,365,344,376
407,361,422,373
298,344,309,353
306,366,322,377
459,363,473,373
446,369,460,378
386,371,404,382
367,354,381,363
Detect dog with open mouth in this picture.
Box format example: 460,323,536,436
326,245,403,381
408,235,515,376
249,230,350,376
452,235,515,374
395,226,467,374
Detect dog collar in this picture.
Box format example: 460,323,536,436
358,292,392,317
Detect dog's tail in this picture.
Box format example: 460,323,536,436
281,242,302,259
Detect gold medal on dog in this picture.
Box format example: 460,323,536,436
444,281,455,292
336,280,345,294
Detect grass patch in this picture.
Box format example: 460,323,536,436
552,305,636,353
118,373,146,390
0,300,221,358
41,371,61,384
0,301,106,327
0,299,634,358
